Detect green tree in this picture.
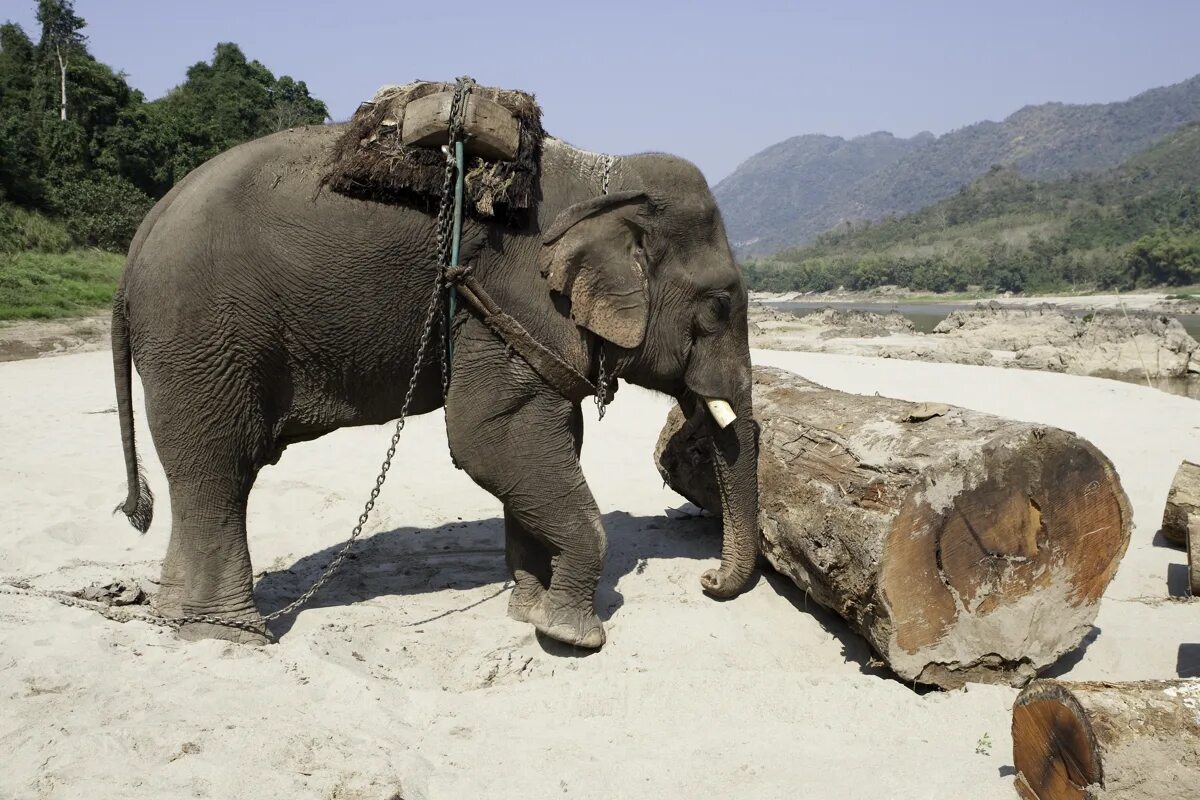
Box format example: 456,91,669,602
0,23,41,204
152,43,329,185
35,0,86,121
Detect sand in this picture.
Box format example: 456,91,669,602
1,348,1197,799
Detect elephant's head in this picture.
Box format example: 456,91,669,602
539,154,759,598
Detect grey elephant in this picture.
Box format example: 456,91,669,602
111,121,759,649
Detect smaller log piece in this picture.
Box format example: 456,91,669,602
1162,460,1200,548
1012,679,1200,800
656,366,1133,689
400,92,520,160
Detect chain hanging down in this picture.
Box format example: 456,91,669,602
594,153,616,420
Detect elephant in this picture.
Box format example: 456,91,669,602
111,124,759,649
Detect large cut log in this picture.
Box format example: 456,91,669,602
1162,460,1199,547
655,366,1131,689
1012,679,1200,800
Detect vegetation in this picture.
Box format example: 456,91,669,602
745,124,1200,294
0,249,124,319
717,73,1200,256
0,0,328,319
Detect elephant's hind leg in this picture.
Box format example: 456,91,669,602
145,385,271,645
166,470,270,645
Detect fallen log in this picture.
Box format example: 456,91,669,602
655,366,1131,689
1162,460,1199,547
1012,679,1200,800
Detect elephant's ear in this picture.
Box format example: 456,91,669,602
539,190,649,349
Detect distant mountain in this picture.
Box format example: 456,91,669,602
717,73,1200,256
745,123,1200,293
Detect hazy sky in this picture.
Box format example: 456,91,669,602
5,0,1199,182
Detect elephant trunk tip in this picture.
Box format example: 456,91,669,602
699,563,754,600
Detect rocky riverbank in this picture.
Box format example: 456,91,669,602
750,288,1200,315
751,302,1200,382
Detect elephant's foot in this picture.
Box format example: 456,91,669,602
177,612,273,646
527,595,606,649
151,582,184,618
507,579,547,624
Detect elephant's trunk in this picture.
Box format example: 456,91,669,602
699,396,760,598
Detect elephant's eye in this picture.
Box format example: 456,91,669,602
710,293,732,322
696,292,731,335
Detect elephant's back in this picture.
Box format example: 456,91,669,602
121,124,412,313
119,124,440,377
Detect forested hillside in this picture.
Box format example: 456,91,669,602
718,73,1200,256
0,2,328,250
0,0,327,318
744,123,1200,293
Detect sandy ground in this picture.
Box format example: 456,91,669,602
1,348,1197,799
0,314,110,362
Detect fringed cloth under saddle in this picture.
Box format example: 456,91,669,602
322,81,544,221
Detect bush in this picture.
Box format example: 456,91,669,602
1124,230,1200,286
0,202,72,254
44,173,153,251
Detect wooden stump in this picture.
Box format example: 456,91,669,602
1163,460,1200,596
1012,679,1200,800
655,366,1132,689
1163,460,1199,548
1189,524,1200,597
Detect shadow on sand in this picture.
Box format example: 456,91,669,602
254,510,735,643
251,509,892,672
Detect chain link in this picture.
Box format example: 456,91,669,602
1,77,479,638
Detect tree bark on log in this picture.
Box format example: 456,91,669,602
1162,460,1199,548
655,366,1132,689
1012,679,1200,800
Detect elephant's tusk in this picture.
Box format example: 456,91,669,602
704,398,737,429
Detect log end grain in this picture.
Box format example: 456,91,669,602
880,426,1132,688
1012,681,1101,800
1013,679,1200,800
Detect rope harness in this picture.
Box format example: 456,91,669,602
1,75,616,636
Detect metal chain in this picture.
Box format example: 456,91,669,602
1,78,478,638
436,77,474,404
593,153,615,420
594,345,608,420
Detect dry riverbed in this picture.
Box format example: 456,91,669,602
0,313,111,362
2,347,1197,799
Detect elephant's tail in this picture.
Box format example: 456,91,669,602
112,289,153,532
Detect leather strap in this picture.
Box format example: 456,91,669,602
446,265,598,403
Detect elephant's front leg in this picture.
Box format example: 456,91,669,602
505,403,584,624
447,320,606,648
